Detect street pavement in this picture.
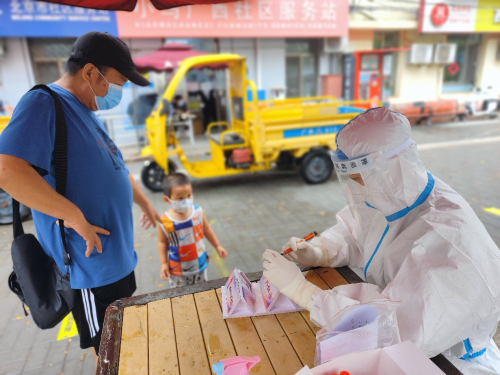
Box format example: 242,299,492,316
0,118,499,374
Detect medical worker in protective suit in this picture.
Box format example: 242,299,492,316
262,107,500,374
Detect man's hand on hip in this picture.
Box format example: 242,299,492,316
57,212,109,257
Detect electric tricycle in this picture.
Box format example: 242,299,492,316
141,54,374,192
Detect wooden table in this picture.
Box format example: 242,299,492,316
97,267,462,375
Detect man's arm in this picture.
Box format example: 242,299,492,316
0,154,108,256
128,173,161,229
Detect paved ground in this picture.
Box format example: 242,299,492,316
0,118,500,374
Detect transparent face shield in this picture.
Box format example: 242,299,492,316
334,155,378,226
332,138,413,226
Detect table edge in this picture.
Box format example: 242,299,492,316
96,266,461,375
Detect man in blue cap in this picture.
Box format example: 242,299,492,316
0,32,158,364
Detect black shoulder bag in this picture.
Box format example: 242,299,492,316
7,84,77,329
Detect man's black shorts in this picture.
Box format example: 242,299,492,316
72,271,136,354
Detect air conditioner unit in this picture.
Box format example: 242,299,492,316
408,44,434,64
434,43,457,64
324,37,348,53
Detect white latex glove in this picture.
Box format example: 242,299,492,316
262,249,321,309
282,237,330,267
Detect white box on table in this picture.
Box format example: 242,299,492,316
295,341,446,375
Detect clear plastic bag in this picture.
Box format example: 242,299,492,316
314,300,401,366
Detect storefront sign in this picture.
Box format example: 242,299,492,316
475,0,500,32
116,0,348,38
419,0,476,33
0,0,118,37
419,0,500,33
430,3,449,27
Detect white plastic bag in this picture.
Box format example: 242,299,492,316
315,300,401,366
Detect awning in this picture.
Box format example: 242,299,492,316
134,43,207,73
40,0,237,12
354,47,411,54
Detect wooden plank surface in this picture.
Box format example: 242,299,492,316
118,305,148,375
252,314,304,375
148,299,179,375
275,312,317,368
216,288,276,375
195,290,237,368
315,267,349,289
171,294,211,375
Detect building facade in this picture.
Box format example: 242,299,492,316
1,0,499,110
346,0,500,104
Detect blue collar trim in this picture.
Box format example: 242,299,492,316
385,171,434,222
460,339,487,360
364,223,390,279
365,202,376,209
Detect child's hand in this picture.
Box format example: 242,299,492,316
216,245,228,259
160,263,170,280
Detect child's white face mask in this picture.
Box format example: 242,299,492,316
167,197,194,214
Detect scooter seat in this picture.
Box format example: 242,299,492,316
209,132,245,146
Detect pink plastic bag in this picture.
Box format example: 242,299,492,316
212,355,261,375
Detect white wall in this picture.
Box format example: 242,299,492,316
0,38,35,108
476,35,500,97
220,38,256,83
259,39,285,98
392,31,446,103
219,38,285,99
349,0,418,30
123,38,164,59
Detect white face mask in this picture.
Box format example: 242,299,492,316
167,196,193,214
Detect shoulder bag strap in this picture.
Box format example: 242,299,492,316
12,84,70,268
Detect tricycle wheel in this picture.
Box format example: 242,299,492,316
141,161,175,192
300,149,333,184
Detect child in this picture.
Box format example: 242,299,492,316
158,172,227,288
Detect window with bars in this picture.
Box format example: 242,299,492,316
442,34,480,93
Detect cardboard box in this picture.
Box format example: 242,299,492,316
295,341,445,375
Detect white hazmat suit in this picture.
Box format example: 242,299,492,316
263,107,500,374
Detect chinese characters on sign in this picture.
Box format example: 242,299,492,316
419,0,500,33
420,0,477,32
0,0,118,36
9,0,111,22
116,0,348,38
494,9,500,23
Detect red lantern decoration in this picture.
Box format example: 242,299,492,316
448,62,460,76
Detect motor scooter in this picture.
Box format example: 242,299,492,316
465,87,499,119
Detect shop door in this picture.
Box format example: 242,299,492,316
286,56,301,98
381,53,397,99
286,55,318,98
358,54,381,101
285,39,318,98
